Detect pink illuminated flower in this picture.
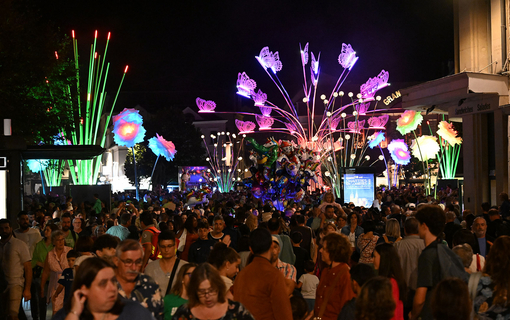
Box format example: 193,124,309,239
411,135,439,161
235,119,256,134
112,108,146,148
148,134,177,161
396,110,423,135
388,139,411,165
437,121,462,146
256,115,274,130
196,97,216,113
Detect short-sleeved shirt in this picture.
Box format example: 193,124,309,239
64,231,78,249
163,294,186,320
58,267,74,303
106,225,130,241
144,258,188,295
14,228,42,256
416,240,442,320
117,273,163,320
0,236,31,288
298,273,319,299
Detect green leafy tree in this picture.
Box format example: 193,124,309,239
0,0,75,143
124,108,207,188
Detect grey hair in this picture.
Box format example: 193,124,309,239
452,243,474,268
115,239,144,258
51,230,65,243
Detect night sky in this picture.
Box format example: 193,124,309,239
39,0,454,111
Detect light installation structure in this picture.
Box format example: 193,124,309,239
198,43,392,196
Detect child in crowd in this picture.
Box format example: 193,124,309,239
296,260,319,312
53,250,79,304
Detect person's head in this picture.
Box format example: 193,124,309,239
197,221,210,240
325,222,337,235
403,217,419,236
170,263,197,297
212,215,225,234
290,231,303,245
325,205,335,219
385,218,401,238
51,230,65,249
324,192,334,203
93,235,119,263
0,219,12,240
73,217,83,230
267,217,280,233
290,295,310,320
158,230,177,260
347,211,358,226
17,211,30,230
249,228,273,255
43,223,59,239
94,225,106,238
472,216,487,239
374,243,406,301
187,263,227,309
415,205,446,238
119,213,131,226
484,235,510,306
66,249,79,268
304,260,315,273
349,263,376,295
139,212,153,229
431,278,471,320
75,235,94,254
245,213,258,232
452,229,476,248
452,243,474,269
208,242,241,279
445,211,456,223
336,214,347,229
114,239,144,283
355,276,396,320
320,233,351,265
499,192,509,202
65,257,123,316
61,213,72,232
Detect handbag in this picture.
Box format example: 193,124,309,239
313,266,348,320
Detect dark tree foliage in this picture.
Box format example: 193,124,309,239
0,0,75,144
124,107,207,188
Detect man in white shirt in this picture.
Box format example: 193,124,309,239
14,211,42,256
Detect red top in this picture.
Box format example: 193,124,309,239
314,262,355,320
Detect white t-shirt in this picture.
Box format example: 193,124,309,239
14,228,42,256
298,273,320,299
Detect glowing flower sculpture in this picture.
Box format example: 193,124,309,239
113,108,146,148
396,110,423,135
368,132,385,149
148,134,177,161
411,136,439,161
388,139,411,165
437,121,462,146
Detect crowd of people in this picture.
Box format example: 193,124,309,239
1,185,510,320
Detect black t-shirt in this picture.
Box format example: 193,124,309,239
292,246,311,279
416,240,442,320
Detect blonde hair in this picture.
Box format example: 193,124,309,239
245,214,258,232
385,218,401,238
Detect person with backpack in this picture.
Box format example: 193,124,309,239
140,212,160,271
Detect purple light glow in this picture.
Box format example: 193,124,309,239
196,97,217,113
253,89,267,107
285,122,297,134
330,117,341,131
259,106,272,117
256,114,274,130
300,42,309,66
355,102,370,115
348,120,365,133
360,70,390,100
256,47,283,73
338,43,358,70
236,72,257,98
368,114,389,129
235,119,256,134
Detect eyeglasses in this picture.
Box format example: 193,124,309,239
119,258,143,267
197,288,218,297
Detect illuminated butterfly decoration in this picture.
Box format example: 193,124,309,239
355,102,370,116
256,47,283,73
360,70,389,100
338,43,358,70
236,72,257,98
235,119,256,134
253,89,267,107
256,115,274,130
348,120,365,133
196,97,216,113
300,42,309,66
368,115,389,129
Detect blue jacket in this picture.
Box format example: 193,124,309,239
340,225,364,246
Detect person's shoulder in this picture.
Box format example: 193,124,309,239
144,259,160,272
119,299,154,318
227,299,254,317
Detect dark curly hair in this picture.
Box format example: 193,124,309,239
355,276,395,320
431,278,471,320
322,233,351,264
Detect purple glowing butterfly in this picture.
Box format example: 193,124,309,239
235,119,256,134
256,47,283,73
355,102,370,116
300,42,309,66
348,120,365,133
253,89,267,107
256,115,274,130
236,72,257,98
259,106,272,117
360,70,390,100
338,43,358,70
330,117,341,131
368,115,389,129
196,97,216,113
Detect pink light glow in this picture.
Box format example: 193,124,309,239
236,72,257,98
253,89,267,107
256,115,274,130
124,65,129,73
285,122,297,134
368,115,389,129
235,119,256,134
107,32,111,40
330,117,341,131
300,42,309,66
338,43,358,70
355,102,370,115
256,47,283,73
259,106,272,117
196,97,216,113
360,70,389,99
348,120,365,133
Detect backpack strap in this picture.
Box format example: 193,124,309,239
165,258,181,296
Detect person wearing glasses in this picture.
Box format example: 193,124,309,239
54,257,153,320
145,231,188,296
172,263,254,320
163,263,197,319
114,239,164,320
